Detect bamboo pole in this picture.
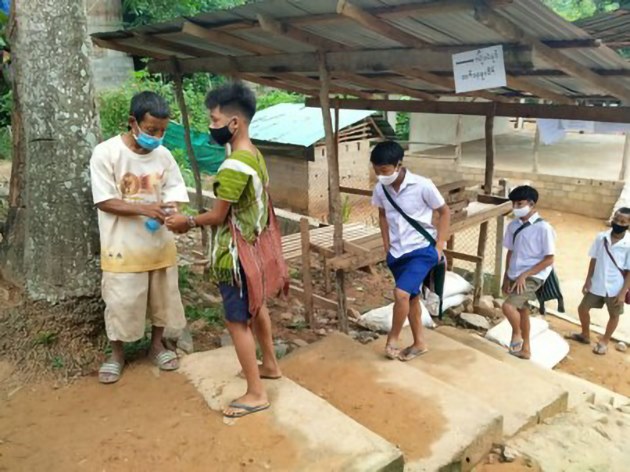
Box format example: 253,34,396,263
300,217,314,326
620,133,630,181
171,59,209,251
318,52,349,333
532,123,541,173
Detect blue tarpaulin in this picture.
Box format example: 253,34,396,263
0,1,10,15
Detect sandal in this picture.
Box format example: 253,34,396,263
385,344,400,360
152,350,180,371
224,402,271,418
99,360,123,384
508,339,524,354
593,342,608,355
398,346,429,362
566,333,591,345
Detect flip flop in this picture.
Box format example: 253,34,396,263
508,339,523,354
398,346,429,362
152,350,179,371
510,350,531,360
99,360,123,384
566,333,591,345
385,344,400,360
593,342,608,355
237,370,282,380
224,402,271,418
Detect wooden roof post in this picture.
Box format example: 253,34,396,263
318,51,349,333
171,58,209,252
620,133,630,182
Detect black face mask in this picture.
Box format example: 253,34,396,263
209,120,234,146
612,223,629,235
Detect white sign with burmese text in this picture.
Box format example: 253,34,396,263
452,45,506,93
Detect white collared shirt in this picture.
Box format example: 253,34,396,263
504,212,555,281
372,170,445,258
588,230,630,297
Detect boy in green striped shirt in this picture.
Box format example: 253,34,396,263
166,82,280,418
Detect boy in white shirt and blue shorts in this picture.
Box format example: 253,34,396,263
371,141,451,361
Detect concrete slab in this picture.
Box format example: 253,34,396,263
180,348,404,472
438,326,629,409
281,333,503,472
371,329,567,437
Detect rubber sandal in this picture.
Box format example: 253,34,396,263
385,344,400,360
398,346,429,362
99,360,123,384
224,402,271,418
152,350,180,371
565,333,591,345
508,339,523,354
593,342,608,355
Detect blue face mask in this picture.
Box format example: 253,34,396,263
133,128,163,151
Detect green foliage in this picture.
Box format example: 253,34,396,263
256,89,304,111
185,305,224,327
34,331,58,347
122,0,249,27
172,149,196,188
395,112,410,141
342,195,352,224
542,0,626,21
0,125,10,160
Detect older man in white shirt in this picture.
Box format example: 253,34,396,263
502,186,556,360
568,208,630,355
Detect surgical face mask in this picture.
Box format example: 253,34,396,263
132,125,163,151
377,167,401,186
513,206,531,219
209,118,235,146
612,223,629,235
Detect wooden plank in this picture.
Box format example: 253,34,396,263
340,185,372,197
344,240,370,256
149,47,535,76
474,6,630,102
300,218,314,326
477,194,509,205
485,109,495,196
328,248,386,271
449,199,469,213
438,180,473,194
533,123,541,174
620,133,630,181
92,37,170,60
506,75,576,105
334,72,437,101
256,13,348,52
449,201,513,234
182,20,276,55
494,215,506,298
304,98,630,123
289,286,338,310
444,249,482,264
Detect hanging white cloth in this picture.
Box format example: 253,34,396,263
537,119,566,145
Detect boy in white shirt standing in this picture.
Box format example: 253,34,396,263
90,91,190,384
568,208,630,355
502,185,556,360
371,141,451,361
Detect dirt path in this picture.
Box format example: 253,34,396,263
0,362,297,472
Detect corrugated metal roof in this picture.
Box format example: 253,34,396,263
577,9,630,46
91,0,630,103
249,103,379,147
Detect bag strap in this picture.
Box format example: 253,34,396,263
603,238,626,278
382,185,436,247
512,218,544,244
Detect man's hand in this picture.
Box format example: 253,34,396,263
582,279,592,295
514,274,528,295
165,213,191,234
140,203,175,223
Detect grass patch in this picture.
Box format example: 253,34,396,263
34,331,57,347
178,265,193,291
185,305,224,327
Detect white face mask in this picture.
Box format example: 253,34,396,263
513,206,531,219
377,171,399,186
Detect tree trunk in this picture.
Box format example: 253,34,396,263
1,0,102,301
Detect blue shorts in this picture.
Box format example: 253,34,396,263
218,268,251,324
387,246,439,299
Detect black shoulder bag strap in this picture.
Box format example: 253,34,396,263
381,185,436,246
512,218,544,244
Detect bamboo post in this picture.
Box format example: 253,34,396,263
318,52,349,333
171,59,209,251
475,107,496,304
620,133,630,181
494,215,505,297
455,114,463,165
532,123,541,173
300,218,314,326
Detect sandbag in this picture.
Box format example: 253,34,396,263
358,301,436,333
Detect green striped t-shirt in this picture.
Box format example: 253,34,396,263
210,149,269,284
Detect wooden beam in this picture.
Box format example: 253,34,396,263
133,33,216,58
474,5,630,102
281,73,373,99
430,39,602,54
300,218,314,326
494,215,505,297
182,20,276,55
237,74,314,95
450,201,513,234
337,0,430,47
304,98,630,123
149,47,535,75
289,286,338,310
506,75,576,105
532,122,541,173
257,13,348,52
334,72,437,101
620,133,630,181
443,249,482,264
318,54,349,334
92,37,170,60
484,108,496,196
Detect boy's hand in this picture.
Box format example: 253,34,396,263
514,274,528,295
582,280,592,295
617,290,627,305
502,277,511,295
141,203,169,222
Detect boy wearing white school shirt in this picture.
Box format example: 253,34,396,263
90,91,189,384
502,185,556,360
568,208,630,355
371,141,451,362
